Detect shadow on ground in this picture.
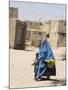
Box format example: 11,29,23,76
35,77,66,86
51,79,66,86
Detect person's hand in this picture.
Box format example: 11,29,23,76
31,62,35,65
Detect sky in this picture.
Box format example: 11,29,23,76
10,1,66,22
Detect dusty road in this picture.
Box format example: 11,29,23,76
10,49,66,89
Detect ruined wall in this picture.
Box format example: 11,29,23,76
57,20,66,47
49,20,59,48
41,21,50,35
14,20,27,50
9,7,18,48
9,8,66,49
49,20,66,48
24,20,66,48
26,21,46,47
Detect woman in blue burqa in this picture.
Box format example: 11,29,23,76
34,34,56,81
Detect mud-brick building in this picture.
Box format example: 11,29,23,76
49,20,66,48
9,7,66,49
9,7,27,50
25,20,66,48
26,21,46,47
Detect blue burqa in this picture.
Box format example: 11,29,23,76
35,39,56,78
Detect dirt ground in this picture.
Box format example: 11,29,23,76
10,48,66,89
